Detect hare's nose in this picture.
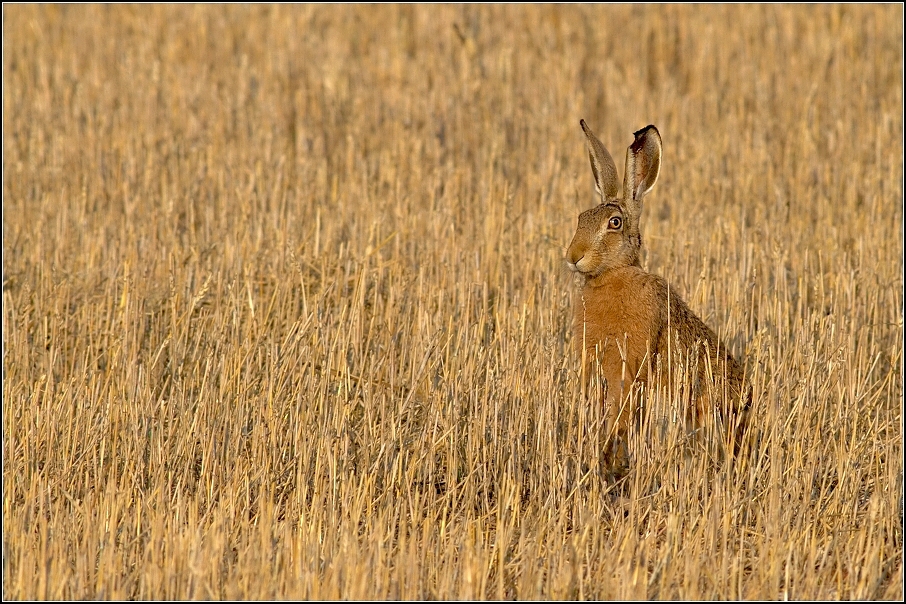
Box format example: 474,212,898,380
566,246,585,266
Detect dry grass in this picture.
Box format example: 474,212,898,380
2,4,902,600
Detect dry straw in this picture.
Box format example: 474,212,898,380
3,4,902,599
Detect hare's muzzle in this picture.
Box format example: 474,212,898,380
566,252,594,276
566,237,590,274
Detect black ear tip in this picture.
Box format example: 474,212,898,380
633,124,659,139
630,125,661,153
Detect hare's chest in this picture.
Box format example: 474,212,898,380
573,280,658,353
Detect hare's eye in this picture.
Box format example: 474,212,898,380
608,216,622,229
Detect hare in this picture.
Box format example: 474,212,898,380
566,120,750,475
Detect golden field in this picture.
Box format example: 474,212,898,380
2,4,902,599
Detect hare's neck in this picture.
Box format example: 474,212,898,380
583,264,643,289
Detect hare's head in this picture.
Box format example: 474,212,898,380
566,120,662,278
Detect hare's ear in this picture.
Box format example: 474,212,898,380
580,119,620,199
623,125,662,204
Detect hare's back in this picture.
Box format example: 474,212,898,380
653,278,749,400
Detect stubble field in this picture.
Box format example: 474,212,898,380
3,4,903,599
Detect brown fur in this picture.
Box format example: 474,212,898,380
567,121,750,473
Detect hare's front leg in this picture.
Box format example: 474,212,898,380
588,344,640,480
